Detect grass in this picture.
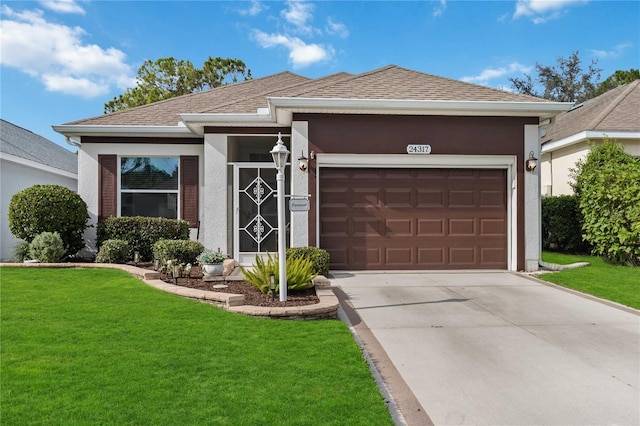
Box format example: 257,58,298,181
0,267,393,425
539,252,640,309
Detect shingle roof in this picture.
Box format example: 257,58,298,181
67,71,312,126
65,65,552,127
1,119,78,174
542,80,640,144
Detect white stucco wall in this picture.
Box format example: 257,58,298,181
524,124,540,271
203,135,227,254
78,143,203,254
541,139,640,196
1,156,77,261
290,121,309,248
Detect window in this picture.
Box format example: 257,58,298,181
120,157,179,219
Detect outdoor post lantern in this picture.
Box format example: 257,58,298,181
269,273,276,301
270,132,289,302
154,258,160,271
134,251,140,265
172,263,180,285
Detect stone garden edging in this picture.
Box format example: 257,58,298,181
2,262,339,319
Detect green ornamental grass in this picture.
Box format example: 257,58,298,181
540,252,640,309
1,267,393,425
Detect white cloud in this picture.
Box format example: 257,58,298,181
238,0,265,17
0,5,134,98
326,17,349,38
590,43,632,59
253,30,333,68
281,0,315,34
433,0,447,17
513,0,587,23
41,74,108,97
38,0,85,15
461,63,532,86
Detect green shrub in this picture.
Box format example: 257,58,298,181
153,239,204,266
29,232,65,263
286,246,330,277
8,185,89,257
240,253,316,294
95,239,131,264
541,195,590,253
571,139,640,266
97,217,190,261
13,241,31,262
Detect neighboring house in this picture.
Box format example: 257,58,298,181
0,119,78,261
53,65,570,271
540,80,640,196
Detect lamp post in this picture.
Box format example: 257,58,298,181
270,132,289,302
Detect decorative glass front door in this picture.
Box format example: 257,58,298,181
234,164,290,265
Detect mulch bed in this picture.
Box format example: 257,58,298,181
147,264,319,307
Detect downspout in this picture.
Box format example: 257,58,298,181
65,136,81,147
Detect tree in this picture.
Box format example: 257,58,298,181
509,51,601,103
592,68,640,98
570,139,640,266
104,57,251,113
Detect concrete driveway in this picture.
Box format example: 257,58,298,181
333,271,639,426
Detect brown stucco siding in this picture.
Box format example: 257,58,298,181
295,113,538,271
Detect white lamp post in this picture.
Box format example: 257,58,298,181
270,132,289,302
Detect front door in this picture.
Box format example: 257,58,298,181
234,164,290,265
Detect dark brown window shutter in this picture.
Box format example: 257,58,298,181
98,155,117,222
180,156,199,227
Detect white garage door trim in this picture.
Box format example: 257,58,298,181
315,153,518,271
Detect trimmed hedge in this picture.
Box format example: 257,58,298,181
286,246,330,277
97,217,190,261
8,185,89,257
95,239,131,264
29,232,65,263
541,195,590,254
572,139,640,265
152,239,204,266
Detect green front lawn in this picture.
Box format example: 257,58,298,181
1,267,393,425
540,252,640,309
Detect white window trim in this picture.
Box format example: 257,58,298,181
315,153,518,271
117,156,181,219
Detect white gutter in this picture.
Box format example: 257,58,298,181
52,125,198,140
267,97,572,119
542,130,640,153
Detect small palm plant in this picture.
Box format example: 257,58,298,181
240,252,316,294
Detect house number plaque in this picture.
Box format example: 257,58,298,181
407,144,432,154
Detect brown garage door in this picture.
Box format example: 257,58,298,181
319,168,507,270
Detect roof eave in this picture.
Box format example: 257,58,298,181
542,130,640,153
267,97,572,119
52,125,198,142
178,113,284,135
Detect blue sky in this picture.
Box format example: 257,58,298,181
1,0,639,151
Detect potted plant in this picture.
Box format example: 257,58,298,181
197,250,226,277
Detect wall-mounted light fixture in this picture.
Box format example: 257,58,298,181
526,151,538,172
309,150,315,160
298,151,308,171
